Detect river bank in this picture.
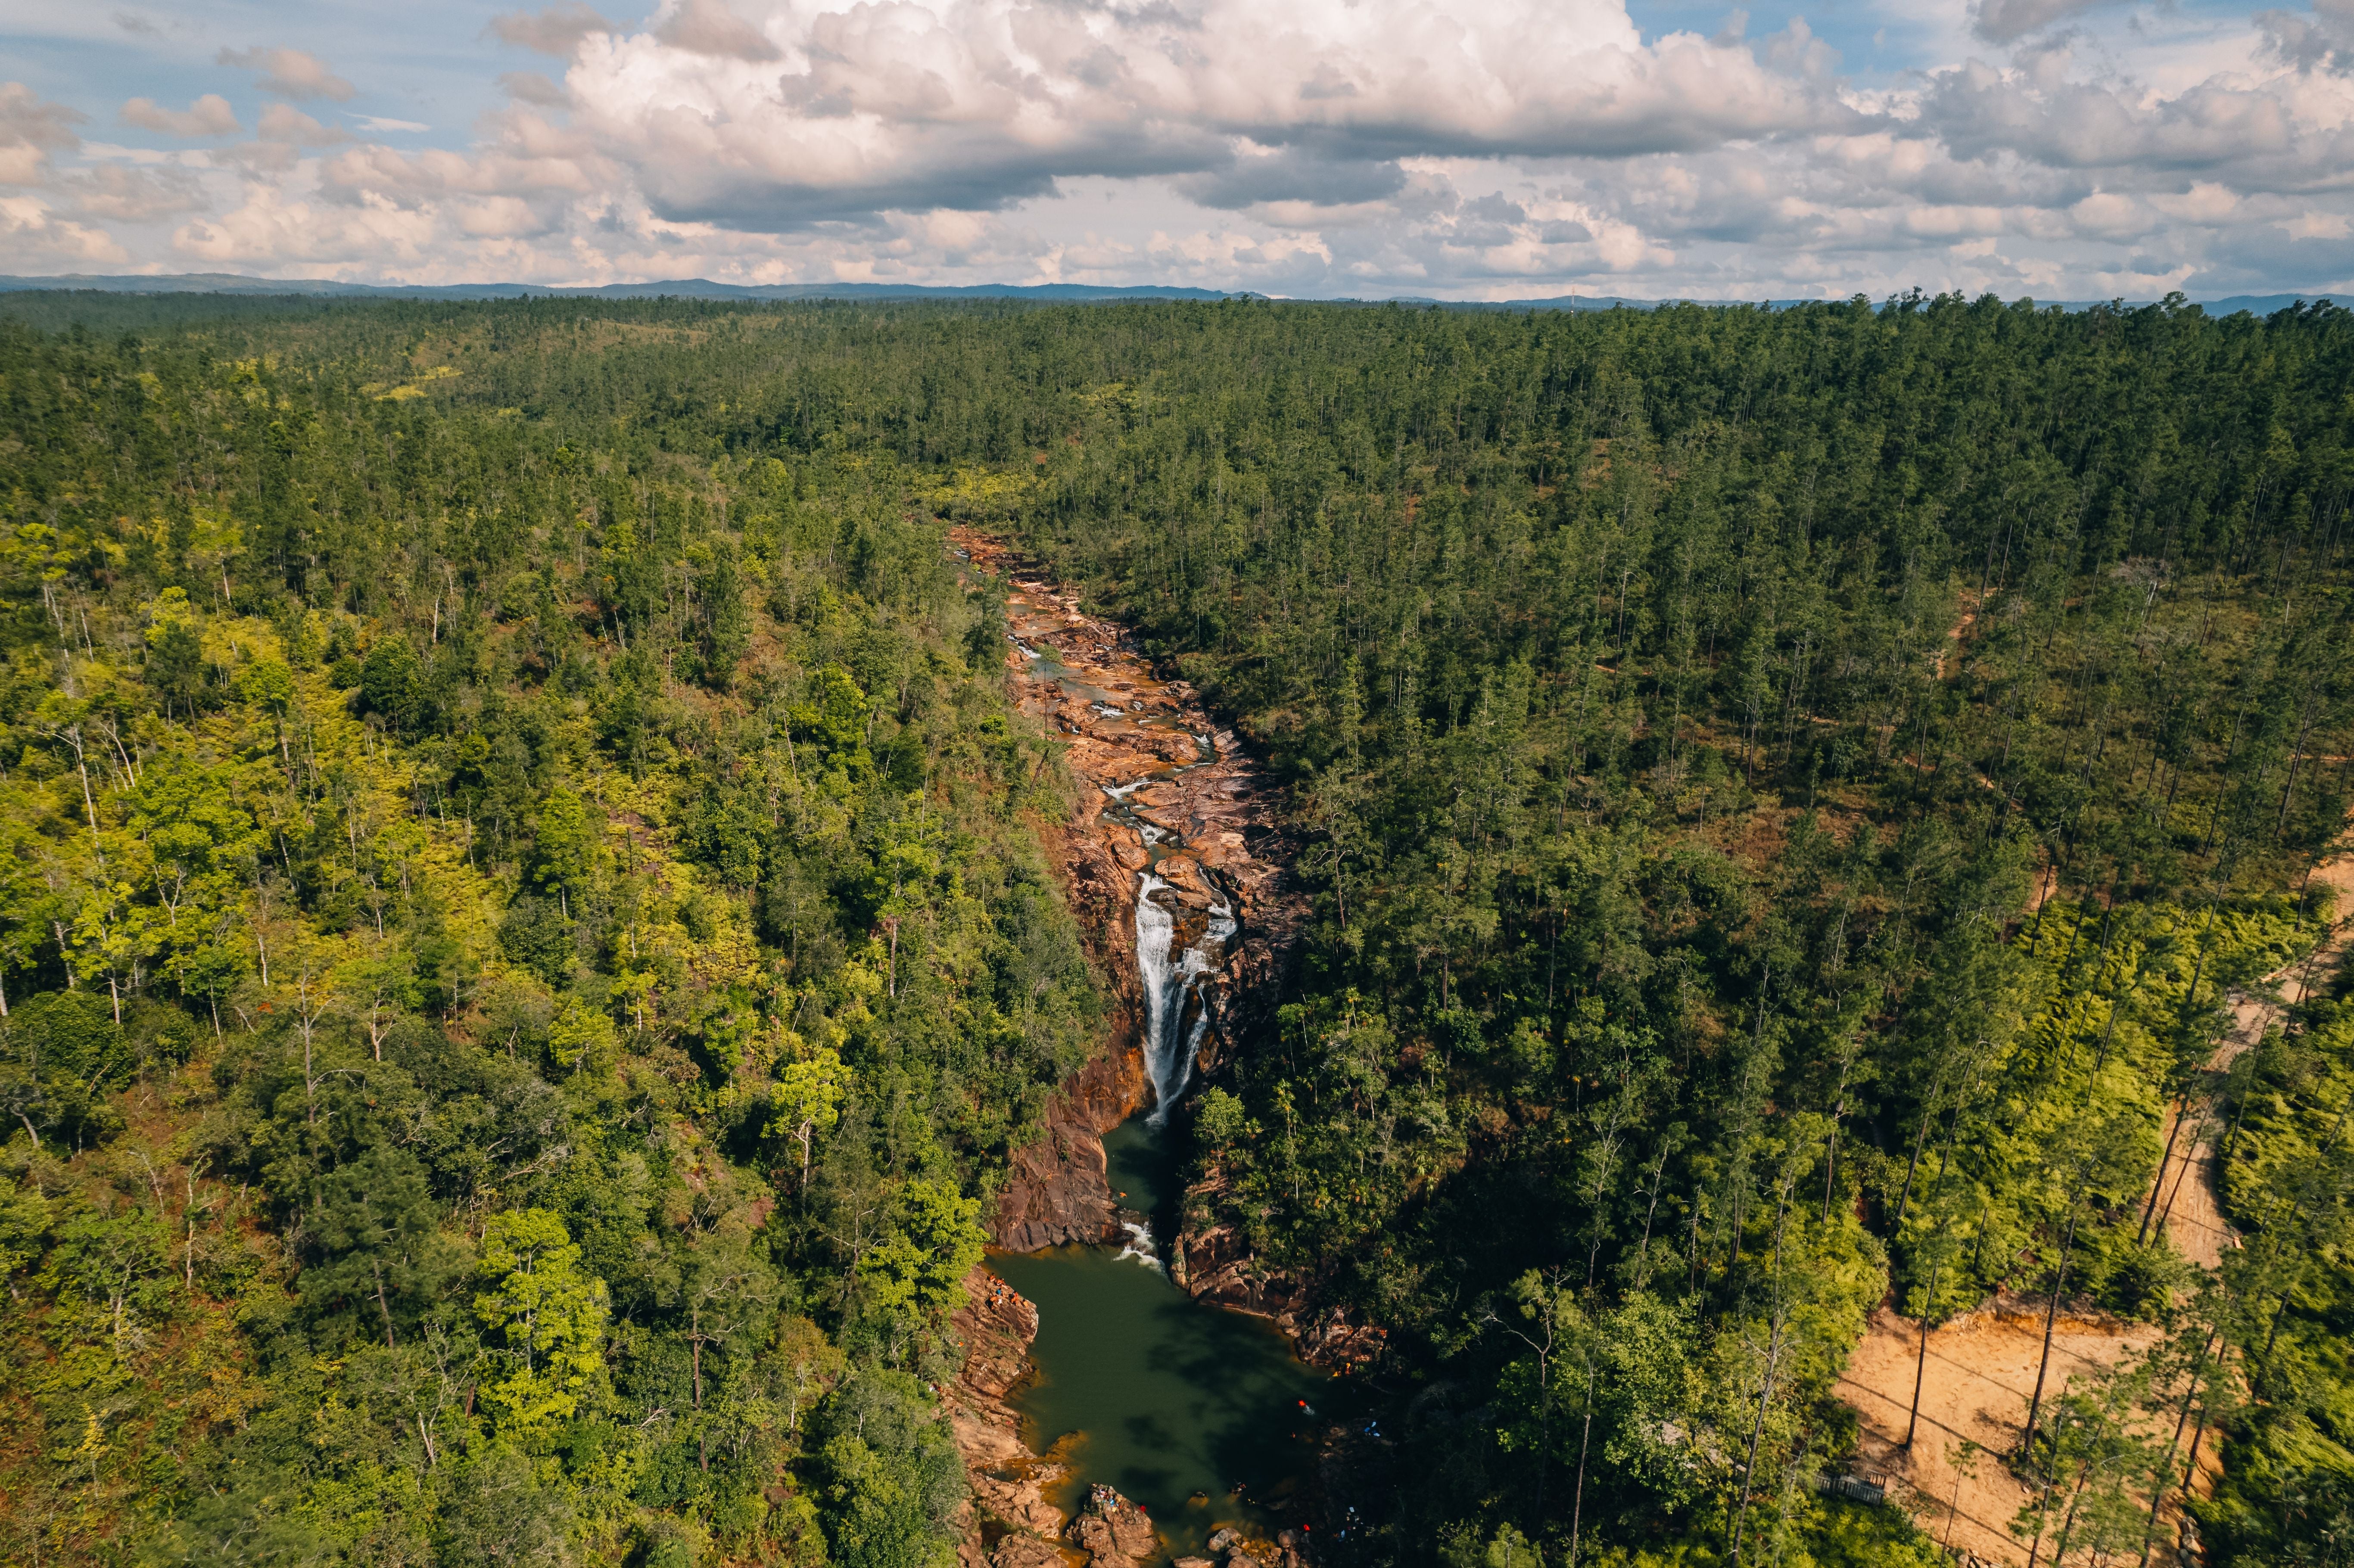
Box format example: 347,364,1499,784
954,525,1303,1260
946,530,1345,1568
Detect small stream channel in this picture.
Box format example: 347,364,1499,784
989,582,1337,1560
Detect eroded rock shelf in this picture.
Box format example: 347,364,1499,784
945,529,1317,1568
956,526,1302,1257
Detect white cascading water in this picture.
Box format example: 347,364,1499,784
1135,871,1238,1128
1114,1217,1164,1271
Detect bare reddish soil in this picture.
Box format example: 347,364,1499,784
1836,849,2354,1564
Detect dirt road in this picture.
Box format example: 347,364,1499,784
1835,850,2353,1565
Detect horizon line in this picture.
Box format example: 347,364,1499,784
2,271,2348,313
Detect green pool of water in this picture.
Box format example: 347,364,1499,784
989,1120,1333,1559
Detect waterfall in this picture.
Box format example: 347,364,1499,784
1135,871,1237,1127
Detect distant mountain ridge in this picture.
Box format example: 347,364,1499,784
1449,291,2353,316
0,272,2345,316
0,273,1257,303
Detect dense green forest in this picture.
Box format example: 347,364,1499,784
3,291,2352,1568
0,296,1105,1568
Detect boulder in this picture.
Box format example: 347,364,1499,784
968,1470,1066,1537
1154,856,1220,908
1129,796,1181,828
1066,1483,1158,1565
992,1534,1066,1568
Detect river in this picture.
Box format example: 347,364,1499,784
956,535,1337,1561
992,1120,1333,1560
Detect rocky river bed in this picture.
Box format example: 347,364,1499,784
953,525,1302,1259
943,531,1370,1568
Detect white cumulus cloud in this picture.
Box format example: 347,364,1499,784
1,84,85,187
491,3,616,58
4,0,2351,299
217,46,357,103
542,0,1856,231
120,94,240,138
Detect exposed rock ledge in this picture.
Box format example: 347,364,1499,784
990,1001,1146,1252
1068,1484,1159,1563
954,526,1301,1250
1171,1184,1388,1375
946,1265,1073,1566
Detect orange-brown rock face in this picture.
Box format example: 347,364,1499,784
991,1042,1147,1251
953,528,1303,1243
947,1265,1074,1561
987,1537,1070,1568
1066,1484,1161,1565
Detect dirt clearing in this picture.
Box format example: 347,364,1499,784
1838,1304,2170,1565
1834,847,2352,1562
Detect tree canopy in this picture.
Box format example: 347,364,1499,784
3,289,2353,1568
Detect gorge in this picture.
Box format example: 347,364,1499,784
945,531,1339,1568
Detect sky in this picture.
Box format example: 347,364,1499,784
2,0,2351,300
